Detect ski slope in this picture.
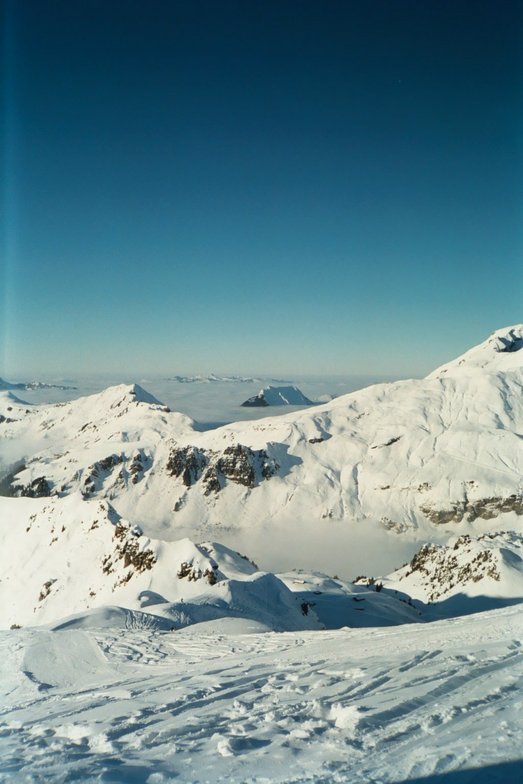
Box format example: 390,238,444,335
1,605,522,783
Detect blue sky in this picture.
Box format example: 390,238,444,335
2,0,522,378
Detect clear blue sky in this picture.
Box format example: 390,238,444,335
2,0,522,378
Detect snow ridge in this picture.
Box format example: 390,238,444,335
429,324,523,378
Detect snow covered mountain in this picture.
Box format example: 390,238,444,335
2,326,522,541
349,529,523,622
380,530,523,608
2,327,523,783
0,494,312,631
241,385,314,407
0,492,424,630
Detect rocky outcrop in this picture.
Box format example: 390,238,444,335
38,578,57,602
167,443,278,495
166,446,208,486
129,452,146,484
497,328,523,353
102,521,156,580
177,560,218,585
421,494,523,525
370,436,402,449
399,536,501,603
218,444,256,486
13,476,52,498
82,454,124,497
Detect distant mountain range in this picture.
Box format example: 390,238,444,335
166,374,292,384
167,374,258,383
0,377,77,391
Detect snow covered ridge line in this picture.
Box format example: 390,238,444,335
165,373,294,383
1,323,523,539
428,323,523,377
2,485,522,631
0,494,314,630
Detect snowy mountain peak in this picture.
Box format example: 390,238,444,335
242,385,313,407
428,324,523,378
95,383,166,408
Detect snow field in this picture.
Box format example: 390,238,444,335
1,605,522,783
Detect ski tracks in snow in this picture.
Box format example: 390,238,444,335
1,610,523,783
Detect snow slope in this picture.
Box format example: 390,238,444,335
1,604,522,783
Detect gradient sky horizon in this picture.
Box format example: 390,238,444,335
1,0,522,379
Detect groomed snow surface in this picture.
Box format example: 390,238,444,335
1,605,522,784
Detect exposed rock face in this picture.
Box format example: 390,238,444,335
98,455,123,472
421,494,523,525
370,436,401,449
13,477,52,498
497,328,523,353
102,521,156,580
167,444,278,495
218,444,256,486
38,579,57,602
129,452,146,484
166,446,208,486
400,536,501,603
242,395,269,407
82,454,124,497
177,561,218,585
